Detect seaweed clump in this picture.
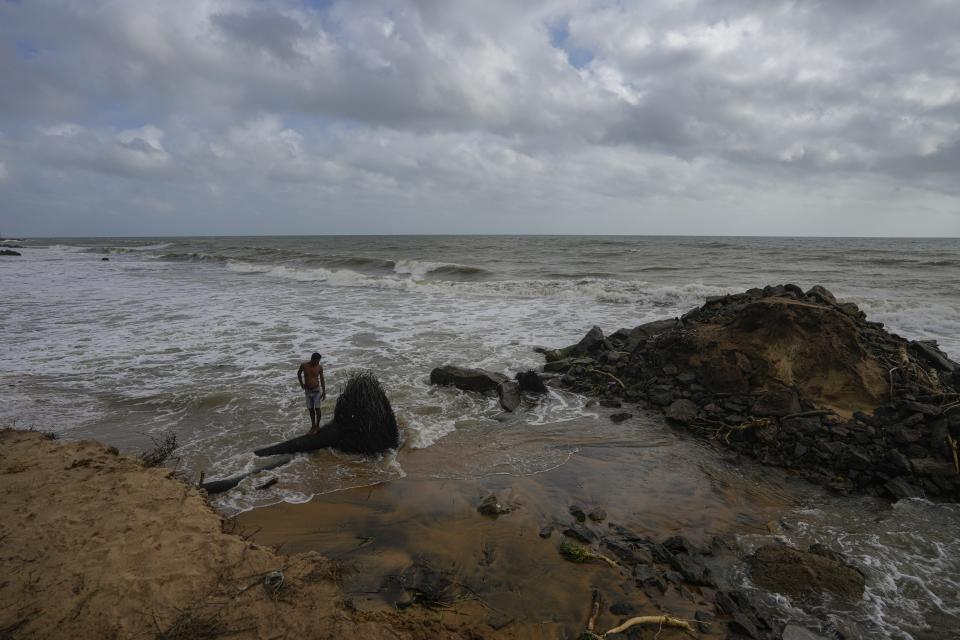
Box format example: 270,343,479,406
332,371,400,454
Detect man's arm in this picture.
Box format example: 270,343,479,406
320,367,326,398
297,363,305,389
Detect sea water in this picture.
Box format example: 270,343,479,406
1,235,958,638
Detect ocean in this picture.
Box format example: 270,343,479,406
2,235,959,638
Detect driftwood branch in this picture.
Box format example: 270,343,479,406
604,615,695,636
781,410,834,421
586,589,601,632
587,369,625,389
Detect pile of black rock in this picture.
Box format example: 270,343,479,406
539,284,960,501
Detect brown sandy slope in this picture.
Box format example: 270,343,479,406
694,298,889,417
0,430,453,640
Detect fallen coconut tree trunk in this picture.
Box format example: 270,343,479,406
255,371,399,457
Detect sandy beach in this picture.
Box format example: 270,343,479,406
0,429,457,640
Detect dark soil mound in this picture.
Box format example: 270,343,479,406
543,284,960,500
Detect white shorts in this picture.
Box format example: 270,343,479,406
304,389,322,409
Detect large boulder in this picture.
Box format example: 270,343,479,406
748,544,865,602
0,249,21,257
430,365,508,393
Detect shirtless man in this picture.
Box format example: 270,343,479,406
297,352,326,434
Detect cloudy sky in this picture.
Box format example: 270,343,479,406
1,0,958,236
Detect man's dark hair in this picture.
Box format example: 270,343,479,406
310,352,322,361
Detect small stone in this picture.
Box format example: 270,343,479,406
599,399,622,408
477,494,512,516
666,399,699,424
610,412,633,424
538,526,554,539
569,505,586,522
588,508,607,522
633,564,656,585
562,526,596,544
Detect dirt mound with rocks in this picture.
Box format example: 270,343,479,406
542,284,960,501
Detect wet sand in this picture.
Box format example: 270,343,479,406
240,414,812,637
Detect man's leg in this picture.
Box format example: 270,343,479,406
308,407,317,431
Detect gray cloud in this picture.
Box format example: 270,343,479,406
0,0,958,236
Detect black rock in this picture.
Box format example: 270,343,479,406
805,285,837,305
543,359,573,373
669,552,713,586
885,477,924,500
562,526,595,544
569,505,587,522
538,526,554,538
665,399,698,424
846,449,872,470
632,564,657,585
430,365,508,393
751,388,801,417
497,381,522,412
663,535,695,555
728,613,760,639
599,399,622,408
515,370,549,394
588,508,607,522
570,326,607,356
477,494,512,516
0,249,21,256
903,400,942,416
909,340,958,372
714,590,740,615
610,412,633,424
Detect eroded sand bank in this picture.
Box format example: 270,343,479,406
0,429,450,639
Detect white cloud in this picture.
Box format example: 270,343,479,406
0,0,958,235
